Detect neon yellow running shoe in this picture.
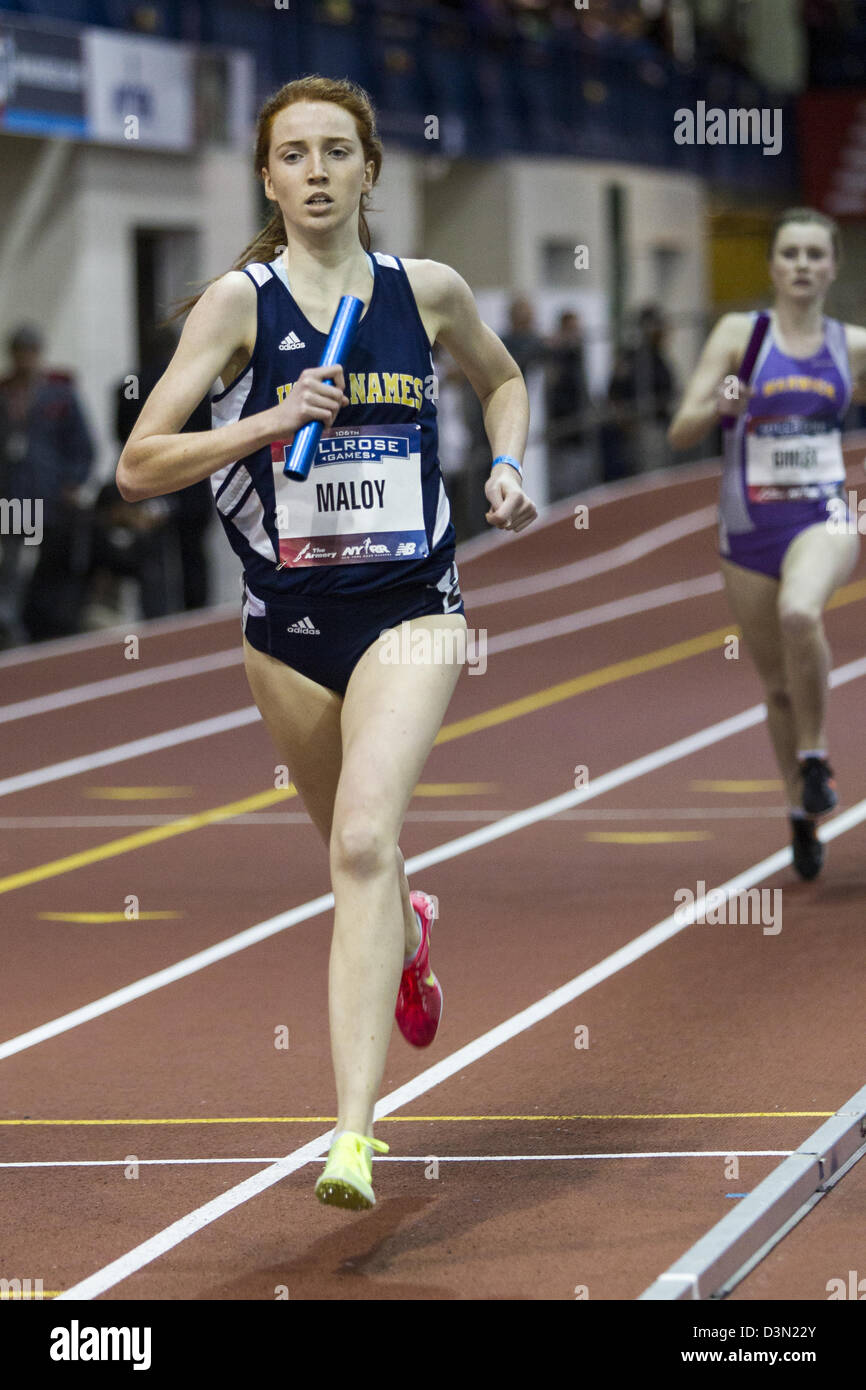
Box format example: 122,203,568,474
315,1131,390,1210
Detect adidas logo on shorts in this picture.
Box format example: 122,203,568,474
286,616,320,635
278,332,306,351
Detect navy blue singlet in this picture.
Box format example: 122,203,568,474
210,250,457,600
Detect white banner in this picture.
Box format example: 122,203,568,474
84,29,194,150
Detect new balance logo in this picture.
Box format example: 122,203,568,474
278,332,306,351
286,616,320,635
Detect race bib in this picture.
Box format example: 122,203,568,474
271,424,429,568
745,417,845,503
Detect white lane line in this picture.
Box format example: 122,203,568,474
0,708,261,800
0,808,793,829
0,573,723,725
0,1151,793,1169
640,1084,866,1299
3,650,866,1061
451,459,723,562
0,650,243,725
4,443,862,669
463,506,718,607
0,603,238,668
0,464,722,667
459,447,866,593
54,791,866,1302
486,574,722,655
0,890,335,1062
10,627,863,806
5,654,866,1063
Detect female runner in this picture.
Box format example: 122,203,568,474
669,207,864,879
117,76,536,1209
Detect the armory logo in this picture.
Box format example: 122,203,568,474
50,1320,152,1370
674,102,782,157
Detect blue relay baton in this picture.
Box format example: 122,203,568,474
283,295,364,480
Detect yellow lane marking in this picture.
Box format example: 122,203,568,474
0,1291,61,1299
437,626,733,742
438,575,866,747
413,782,499,796
36,912,183,923
0,787,297,896
585,831,712,844
4,574,866,898
82,787,196,800
827,574,866,609
0,1112,834,1125
692,780,784,793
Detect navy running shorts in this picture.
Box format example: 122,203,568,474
241,561,466,696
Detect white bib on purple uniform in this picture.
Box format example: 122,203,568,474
745,416,845,501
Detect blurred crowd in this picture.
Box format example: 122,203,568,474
43,0,866,99
0,304,679,648
129,0,837,88
803,0,866,85
436,296,679,541
0,324,213,652
435,0,687,52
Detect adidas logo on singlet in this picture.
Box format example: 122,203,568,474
286,616,320,635
278,332,306,351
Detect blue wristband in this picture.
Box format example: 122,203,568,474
491,454,523,478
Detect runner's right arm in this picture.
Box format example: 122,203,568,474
117,271,347,503
668,313,751,450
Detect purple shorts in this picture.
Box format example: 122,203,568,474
720,526,807,580
719,500,849,581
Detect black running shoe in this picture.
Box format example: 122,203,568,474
790,816,824,880
799,756,838,816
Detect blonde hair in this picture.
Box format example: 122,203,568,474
171,75,382,319
769,207,841,264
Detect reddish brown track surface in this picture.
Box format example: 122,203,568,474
1,451,865,1302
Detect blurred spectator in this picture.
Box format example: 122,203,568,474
545,309,592,499
114,325,213,613
501,294,548,377
803,0,857,84
692,0,753,79
604,304,676,477
129,6,162,34
546,309,589,438
609,305,675,424
80,481,175,628
433,342,476,542
457,366,494,540
0,324,94,646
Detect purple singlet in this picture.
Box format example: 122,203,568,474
719,313,851,578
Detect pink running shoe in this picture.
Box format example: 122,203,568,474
395,891,442,1047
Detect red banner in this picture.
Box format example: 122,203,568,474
799,90,866,218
